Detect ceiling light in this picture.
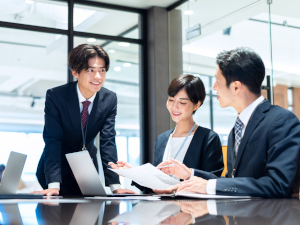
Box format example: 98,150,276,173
87,38,96,43
123,63,131,67
118,42,130,47
184,10,193,15
114,66,121,72
108,49,115,53
25,0,34,4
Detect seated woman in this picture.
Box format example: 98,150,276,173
109,74,224,192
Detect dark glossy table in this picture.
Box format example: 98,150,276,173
0,197,299,225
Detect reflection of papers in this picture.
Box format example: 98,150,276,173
85,196,160,200
109,163,180,190
109,201,180,225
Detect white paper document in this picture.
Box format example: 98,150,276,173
109,163,180,190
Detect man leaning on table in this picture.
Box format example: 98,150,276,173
34,44,135,196
159,47,300,198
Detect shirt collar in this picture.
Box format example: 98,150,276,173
76,83,97,103
238,95,265,128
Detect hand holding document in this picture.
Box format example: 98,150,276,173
109,163,180,190
157,158,193,180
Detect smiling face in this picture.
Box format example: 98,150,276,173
213,66,235,108
166,88,200,123
72,56,106,99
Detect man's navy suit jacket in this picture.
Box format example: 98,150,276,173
36,82,120,194
195,100,300,198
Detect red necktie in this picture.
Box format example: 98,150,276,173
81,100,91,133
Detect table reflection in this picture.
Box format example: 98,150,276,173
161,199,300,225
0,199,300,225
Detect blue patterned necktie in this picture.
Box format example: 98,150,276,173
234,117,244,157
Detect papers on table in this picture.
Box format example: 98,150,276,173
109,201,180,225
175,192,252,199
109,163,180,190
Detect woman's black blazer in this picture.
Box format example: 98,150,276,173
154,126,224,176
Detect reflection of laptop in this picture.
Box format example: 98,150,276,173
69,201,105,225
0,204,22,224
66,151,141,196
0,151,27,194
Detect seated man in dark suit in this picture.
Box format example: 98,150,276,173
34,44,135,196
162,47,300,198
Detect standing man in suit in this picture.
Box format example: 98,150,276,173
163,47,300,198
34,44,135,196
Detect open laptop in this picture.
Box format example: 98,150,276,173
66,151,145,196
0,151,27,194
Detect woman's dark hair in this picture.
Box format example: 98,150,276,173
216,47,265,95
168,74,206,114
68,44,110,74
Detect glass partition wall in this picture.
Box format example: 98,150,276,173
0,0,145,194
170,0,296,145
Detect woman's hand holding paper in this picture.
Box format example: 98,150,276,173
157,158,192,180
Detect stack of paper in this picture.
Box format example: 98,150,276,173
109,163,180,190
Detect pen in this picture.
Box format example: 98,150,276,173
157,164,175,169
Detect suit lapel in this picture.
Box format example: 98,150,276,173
66,82,82,142
183,128,201,168
156,130,173,164
85,88,105,139
234,101,270,172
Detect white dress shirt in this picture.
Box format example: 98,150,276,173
163,133,195,180
49,84,121,192
206,96,265,195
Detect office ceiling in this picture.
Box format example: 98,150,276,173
90,0,180,9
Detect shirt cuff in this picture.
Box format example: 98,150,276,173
206,179,217,195
110,184,121,192
190,214,195,224
187,169,194,180
207,200,217,215
48,182,60,190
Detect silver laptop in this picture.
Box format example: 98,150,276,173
0,151,27,194
66,151,107,196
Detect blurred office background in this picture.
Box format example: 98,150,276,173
0,0,299,193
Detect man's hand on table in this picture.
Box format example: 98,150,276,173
31,188,59,196
113,188,137,194
177,176,208,194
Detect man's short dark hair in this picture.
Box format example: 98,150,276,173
68,44,110,74
216,47,265,95
168,74,206,114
